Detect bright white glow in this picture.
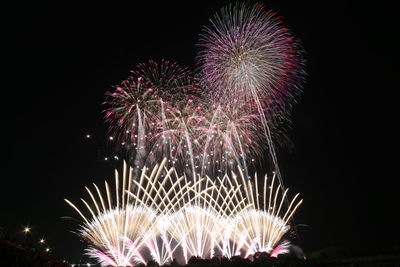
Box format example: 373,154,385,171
66,159,302,265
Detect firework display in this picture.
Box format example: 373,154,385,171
104,3,304,179
66,160,302,266
67,2,306,266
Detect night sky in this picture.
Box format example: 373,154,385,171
4,1,399,263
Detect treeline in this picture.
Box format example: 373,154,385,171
143,253,400,267
0,240,68,267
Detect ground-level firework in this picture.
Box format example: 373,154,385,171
65,160,302,266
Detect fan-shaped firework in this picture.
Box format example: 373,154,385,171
66,160,302,265
82,205,155,266
65,160,186,266
211,170,302,258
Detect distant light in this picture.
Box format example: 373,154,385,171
87,263,91,267
104,157,108,161
39,238,45,244
109,136,114,140
113,155,119,160
85,134,91,139
23,227,31,233
45,247,50,252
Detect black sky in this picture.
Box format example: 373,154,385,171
4,1,400,262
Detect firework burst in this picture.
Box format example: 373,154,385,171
104,60,201,144
104,60,205,172
197,2,305,116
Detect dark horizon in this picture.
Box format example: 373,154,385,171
4,1,399,263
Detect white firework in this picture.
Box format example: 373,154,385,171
66,160,302,265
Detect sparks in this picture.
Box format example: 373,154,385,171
66,160,302,265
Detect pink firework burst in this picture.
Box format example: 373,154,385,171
103,60,203,164
197,2,305,123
